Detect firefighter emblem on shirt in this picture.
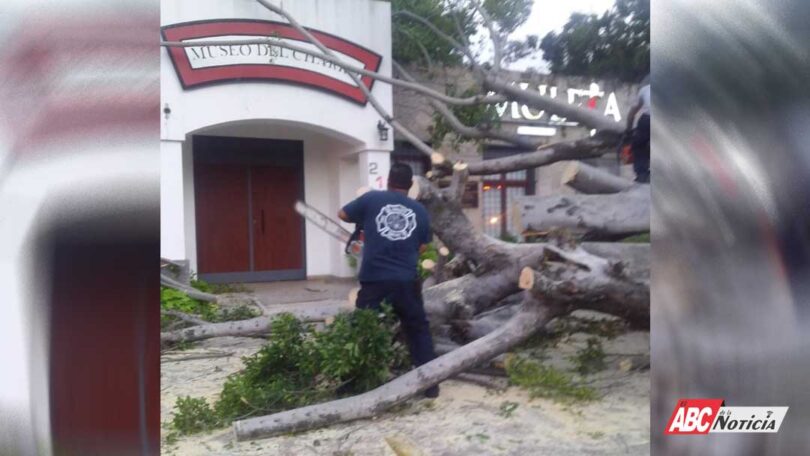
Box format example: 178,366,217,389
375,204,417,241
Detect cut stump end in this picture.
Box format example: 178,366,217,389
518,267,535,290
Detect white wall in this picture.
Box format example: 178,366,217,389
160,0,393,279
160,0,393,149
160,140,185,260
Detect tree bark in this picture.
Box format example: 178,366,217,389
160,300,351,344
514,188,650,238
518,247,650,328
450,302,521,342
161,310,206,326
232,291,559,441
561,161,636,194
467,136,616,176
422,272,518,322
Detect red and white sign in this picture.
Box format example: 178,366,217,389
161,20,382,105
665,399,788,434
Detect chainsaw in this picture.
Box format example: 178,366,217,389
293,201,364,260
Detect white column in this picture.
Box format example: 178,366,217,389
357,149,391,191
160,140,188,262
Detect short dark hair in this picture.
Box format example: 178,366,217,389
388,163,414,190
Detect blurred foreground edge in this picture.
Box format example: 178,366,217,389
0,4,160,456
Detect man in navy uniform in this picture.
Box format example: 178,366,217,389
338,163,439,398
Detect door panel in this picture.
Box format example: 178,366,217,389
194,162,250,273
251,166,303,271
50,241,159,455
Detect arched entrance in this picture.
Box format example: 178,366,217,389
176,119,369,283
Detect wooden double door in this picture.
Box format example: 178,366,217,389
193,136,305,282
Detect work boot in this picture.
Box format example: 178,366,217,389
423,385,440,398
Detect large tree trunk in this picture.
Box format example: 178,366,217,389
232,291,559,441
422,271,521,322
514,187,650,239
518,243,650,328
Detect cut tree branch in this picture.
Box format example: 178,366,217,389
160,300,352,344
474,3,504,71
394,61,538,148
233,289,560,441
161,310,206,326
561,161,636,194
466,135,616,175
255,0,436,158
160,273,218,303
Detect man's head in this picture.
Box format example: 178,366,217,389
387,163,413,192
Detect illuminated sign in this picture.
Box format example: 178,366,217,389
495,82,625,136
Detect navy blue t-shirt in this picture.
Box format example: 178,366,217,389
341,190,431,282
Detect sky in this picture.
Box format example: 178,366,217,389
508,0,616,71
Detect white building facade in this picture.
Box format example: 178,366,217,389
161,0,393,282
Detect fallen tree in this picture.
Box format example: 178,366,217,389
161,300,352,344
159,0,651,441
234,284,561,440
233,239,645,440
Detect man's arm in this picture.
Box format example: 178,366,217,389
339,193,367,224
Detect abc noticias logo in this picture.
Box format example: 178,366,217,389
665,399,788,434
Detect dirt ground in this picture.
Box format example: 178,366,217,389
161,280,650,455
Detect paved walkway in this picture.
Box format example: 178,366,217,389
245,277,357,306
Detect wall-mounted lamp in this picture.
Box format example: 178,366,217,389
163,103,171,120
377,120,389,141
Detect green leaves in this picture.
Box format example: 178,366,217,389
168,396,221,436
160,286,218,324
160,279,260,329
211,308,406,424
429,86,501,152
392,0,534,68
481,0,532,34
539,0,650,82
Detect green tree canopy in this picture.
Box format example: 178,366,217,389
539,0,649,82
391,0,533,67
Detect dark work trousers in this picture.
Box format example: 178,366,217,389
356,280,437,367
632,113,651,183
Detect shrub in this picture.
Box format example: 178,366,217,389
172,307,409,428
160,287,218,324
169,396,221,435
